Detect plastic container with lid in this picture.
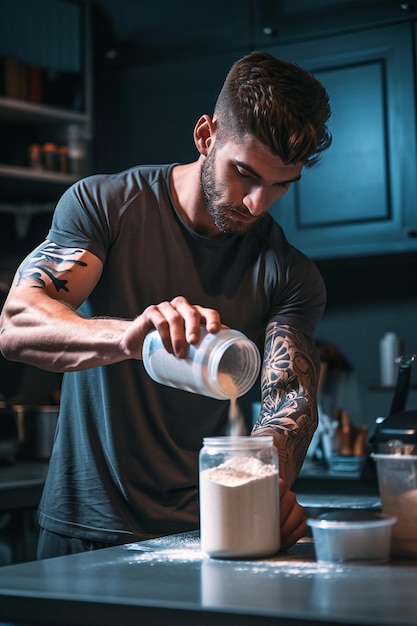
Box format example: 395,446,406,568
308,510,396,564
372,447,417,557
199,436,280,558
142,328,260,400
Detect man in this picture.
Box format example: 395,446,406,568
0,51,331,558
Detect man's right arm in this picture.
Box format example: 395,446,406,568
0,240,222,372
0,240,133,371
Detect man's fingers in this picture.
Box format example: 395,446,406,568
138,299,221,358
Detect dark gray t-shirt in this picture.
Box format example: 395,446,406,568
38,164,325,542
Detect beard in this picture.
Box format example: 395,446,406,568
200,148,262,236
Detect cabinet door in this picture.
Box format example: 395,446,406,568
268,24,417,259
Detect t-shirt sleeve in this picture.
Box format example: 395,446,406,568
269,248,326,340
47,175,116,264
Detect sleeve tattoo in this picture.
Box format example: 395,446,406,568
252,323,320,483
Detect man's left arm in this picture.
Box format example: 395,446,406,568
252,321,320,487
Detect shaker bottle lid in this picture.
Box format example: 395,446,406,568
372,440,417,456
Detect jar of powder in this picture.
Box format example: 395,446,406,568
199,436,280,558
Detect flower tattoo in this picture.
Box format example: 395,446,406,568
253,323,319,455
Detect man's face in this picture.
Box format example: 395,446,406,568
200,134,303,236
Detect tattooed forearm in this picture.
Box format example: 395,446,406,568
17,243,87,293
252,323,320,483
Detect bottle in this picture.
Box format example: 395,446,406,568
199,436,280,558
379,332,402,387
67,124,86,177
58,145,69,174
28,143,42,170
142,327,260,400
42,142,59,171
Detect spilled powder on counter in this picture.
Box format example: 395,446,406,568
199,455,280,558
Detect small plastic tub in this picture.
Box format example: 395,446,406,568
307,510,396,564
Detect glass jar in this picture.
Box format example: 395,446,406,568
142,328,260,400
199,436,280,558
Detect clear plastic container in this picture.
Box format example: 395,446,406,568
308,510,396,564
199,436,280,558
142,328,260,400
372,450,417,556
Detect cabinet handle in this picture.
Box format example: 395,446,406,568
405,228,417,238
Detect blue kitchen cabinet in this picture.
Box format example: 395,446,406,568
269,23,417,259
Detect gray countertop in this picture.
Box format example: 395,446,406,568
0,531,416,626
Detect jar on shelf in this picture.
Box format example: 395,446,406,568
58,145,69,174
42,142,59,171
28,143,42,170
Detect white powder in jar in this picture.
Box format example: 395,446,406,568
199,455,280,558
382,489,417,556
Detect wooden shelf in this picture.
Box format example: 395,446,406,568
0,164,80,204
0,1,92,208
0,163,79,185
0,97,88,125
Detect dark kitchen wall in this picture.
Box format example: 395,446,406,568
92,0,253,170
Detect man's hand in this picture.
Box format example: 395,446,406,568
279,478,307,550
0,240,222,372
122,296,222,360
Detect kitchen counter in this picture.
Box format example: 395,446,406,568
294,457,380,498
0,459,382,565
0,531,416,626
0,459,380,514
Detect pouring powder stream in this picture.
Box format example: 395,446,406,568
218,372,247,435
199,374,280,557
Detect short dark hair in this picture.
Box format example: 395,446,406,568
213,51,332,167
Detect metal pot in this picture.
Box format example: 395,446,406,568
370,355,417,448
14,405,59,460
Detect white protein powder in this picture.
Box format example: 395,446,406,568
226,395,247,436
218,373,247,435
200,455,280,558
382,489,417,555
